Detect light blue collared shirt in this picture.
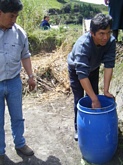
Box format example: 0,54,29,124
0,23,31,81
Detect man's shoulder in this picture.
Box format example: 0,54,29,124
14,23,24,30
41,20,47,25
110,35,116,43
13,23,27,35
76,32,91,46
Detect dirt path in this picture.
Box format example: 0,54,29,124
3,91,123,165
4,92,81,165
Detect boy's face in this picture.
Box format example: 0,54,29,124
91,26,112,46
46,17,50,22
0,11,19,30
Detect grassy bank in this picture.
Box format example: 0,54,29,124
17,0,107,55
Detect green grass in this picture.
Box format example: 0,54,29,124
22,0,65,11
28,24,82,55
17,0,107,32
17,0,107,55
17,0,68,32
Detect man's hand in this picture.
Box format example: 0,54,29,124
27,77,36,91
104,91,115,99
92,99,101,109
104,0,109,5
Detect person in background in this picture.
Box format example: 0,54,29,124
104,0,123,41
0,0,36,164
67,13,116,141
40,16,50,30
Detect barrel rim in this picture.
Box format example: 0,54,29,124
77,106,116,114
77,95,116,114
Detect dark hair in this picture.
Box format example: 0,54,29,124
44,16,49,20
90,13,112,34
0,0,23,13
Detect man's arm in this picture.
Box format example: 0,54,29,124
80,78,101,108
104,68,114,97
22,57,36,91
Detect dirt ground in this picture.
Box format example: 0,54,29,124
4,92,82,165
3,47,123,165
3,91,123,165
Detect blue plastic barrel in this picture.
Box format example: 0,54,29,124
77,95,118,164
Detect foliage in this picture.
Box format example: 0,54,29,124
57,0,66,3
17,0,42,32
28,29,57,55
49,2,102,25
17,0,107,55
18,0,106,31
27,24,83,55
17,0,66,32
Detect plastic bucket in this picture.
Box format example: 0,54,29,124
77,95,118,164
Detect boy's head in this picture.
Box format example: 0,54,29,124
44,16,50,22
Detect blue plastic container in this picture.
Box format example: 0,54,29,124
77,95,118,164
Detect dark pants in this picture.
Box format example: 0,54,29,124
68,66,99,131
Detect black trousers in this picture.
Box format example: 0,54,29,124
68,66,99,131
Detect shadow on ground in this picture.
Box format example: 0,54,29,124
5,125,123,165
4,153,61,165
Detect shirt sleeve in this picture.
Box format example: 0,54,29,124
16,25,31,59
102,39,116,68
21,36,31,59
74,42,91,80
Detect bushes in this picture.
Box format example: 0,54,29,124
49,2,101,25
17,0,104,55
27,24,82,56
28,28,66,55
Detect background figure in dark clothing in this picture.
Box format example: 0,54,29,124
40,16,50,30
67,13,116,141
104,0,123,41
